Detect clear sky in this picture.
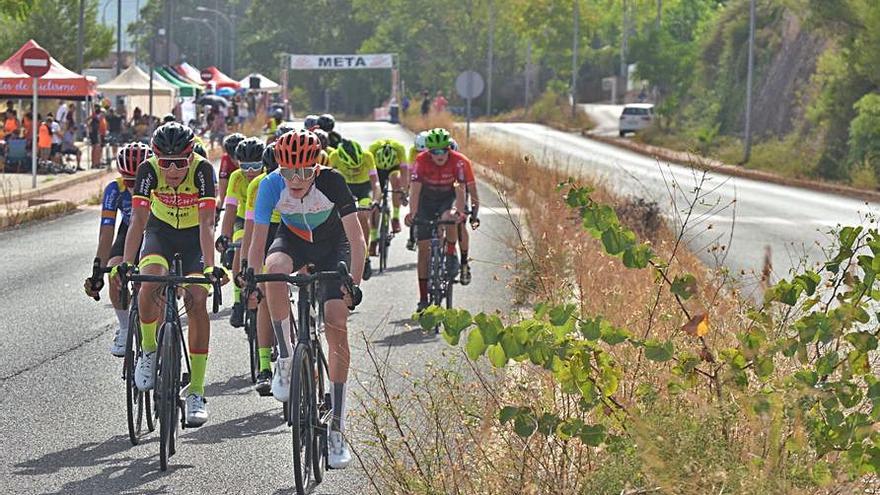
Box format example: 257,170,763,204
98,0,141,52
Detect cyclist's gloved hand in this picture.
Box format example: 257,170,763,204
469,207,481,229
83,276,103,299
113,262,134,281
204,265,229,286
234,271,246,288
404,212,414,227
344,284,363,311
215,234,230,253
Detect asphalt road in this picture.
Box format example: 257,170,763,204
0,122,519,494
471,122,877,289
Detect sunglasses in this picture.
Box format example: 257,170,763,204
430,148,449,156
240,161,263,171
157,156,191,170
280,166,317,181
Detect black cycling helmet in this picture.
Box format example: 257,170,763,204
275,121,296,138
222,132,246,156
151,122,195,157
262,142,278,173
235,136,266,163
318,114,335,132
303,114,320,130
312,128,329,149
162,113,176,123
193,142,207,158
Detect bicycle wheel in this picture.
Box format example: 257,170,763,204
312,344,330,483
445,278,454,309
429,247,443,334
378,209,389,273
290,344,315,494
246,309,258,384
125,304,147,445
158,322,181,472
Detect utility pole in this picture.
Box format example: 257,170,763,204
486,0,494,116
620,0,628,104
116,0,122,74
571,0,579,118
744,0,756,163
525,41,532,107
77,0,85,129
164,0,171,64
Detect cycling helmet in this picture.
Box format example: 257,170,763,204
375,143,398,169
303,114,320,130
275,121,296,138
235,137,266,163
151,122,195,157
162,113,176,123
449,138,459,151
414,131,428,152
274,130,322,169
312,128,329,149
193,142,207,158
424,128,452,150
117,142,153,177
262,142,278,173
317,114,335,132
327,130,342,149
336,139,364,169
223,132,246,156
272,108,284,120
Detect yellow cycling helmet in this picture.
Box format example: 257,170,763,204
336,139,364,169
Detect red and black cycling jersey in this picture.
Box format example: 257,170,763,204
411,150,469,198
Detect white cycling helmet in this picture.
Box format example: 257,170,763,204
414,131,428,152
449,138,459,151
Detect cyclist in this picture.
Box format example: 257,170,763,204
248,130,365,469
303,114,320,131
218,133,245,213
328,139,381,280
404,128,467,312
448,138,480,286
84,142,152,356
318,113,342,149
267,121,296,145
264,108,283,141
240,142,281,394
216,137,266,328
367,138,409,238
117,122,228,427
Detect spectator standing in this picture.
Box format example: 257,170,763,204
432,90,448,114
88,106,107,169
402,95,411,113
420,90,430,116
37,116,51,161
3,109,18,138
49,115,62,164
55,101,69,126
210,107,227,149
61,113,82,169
106,107,123,156
22,112,32,142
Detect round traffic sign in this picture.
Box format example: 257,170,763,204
455,70,485,100
21,47,50,78
200,69,213,82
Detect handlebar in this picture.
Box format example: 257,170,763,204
247,261,352,287
118,266,223,314
87,257,114,302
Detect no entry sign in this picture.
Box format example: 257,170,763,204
21,47,50,78
200,69,213,82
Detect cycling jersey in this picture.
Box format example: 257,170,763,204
411,150,469,197
132,155,216,230
328,148,377,184
368,139,408,171
224,169,251,219
101,177,133,227
219,154,237,180
408,146,420,165
245,172,281,224
254,168,356,243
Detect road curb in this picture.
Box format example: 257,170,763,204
584,132,880,203
7,168,112,204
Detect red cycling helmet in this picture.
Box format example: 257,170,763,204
117,142,153,177
274,130,323,169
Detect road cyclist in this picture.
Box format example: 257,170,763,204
217,132,245,220
113,121,228,427
247,129,365,471
405,131,429,251
447,138,481,286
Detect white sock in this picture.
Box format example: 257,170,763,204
115,309,129,331
272,318,293,359
331,382,347,432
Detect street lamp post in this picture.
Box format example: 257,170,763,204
195,5,235,76
180,17,218,68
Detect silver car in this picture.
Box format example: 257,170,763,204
619,103,655,137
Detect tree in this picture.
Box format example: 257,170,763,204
0,0,113,70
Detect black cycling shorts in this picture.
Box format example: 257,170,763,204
109,222,129,259
377,167,400,192
140,223,204,276
415,192,455,241
264,222,279,256
267,226,351,301
348,181,372,207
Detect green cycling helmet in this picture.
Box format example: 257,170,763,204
337,139,364,169
375,143,398,169
424,128,452,150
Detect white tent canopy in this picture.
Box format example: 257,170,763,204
239,72,281,93
98,64,178,116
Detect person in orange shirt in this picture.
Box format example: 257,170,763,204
3,110,18,137
38,116,52,160
22,112,32,142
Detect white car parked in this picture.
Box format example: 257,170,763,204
619,103,655,137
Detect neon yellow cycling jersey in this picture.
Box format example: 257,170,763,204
327,148,377,184
224,168,252,219
245,172,281,223
368,139,407,171
408,146,421,164
132,154,216,230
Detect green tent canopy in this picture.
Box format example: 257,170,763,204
156,67,201,97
